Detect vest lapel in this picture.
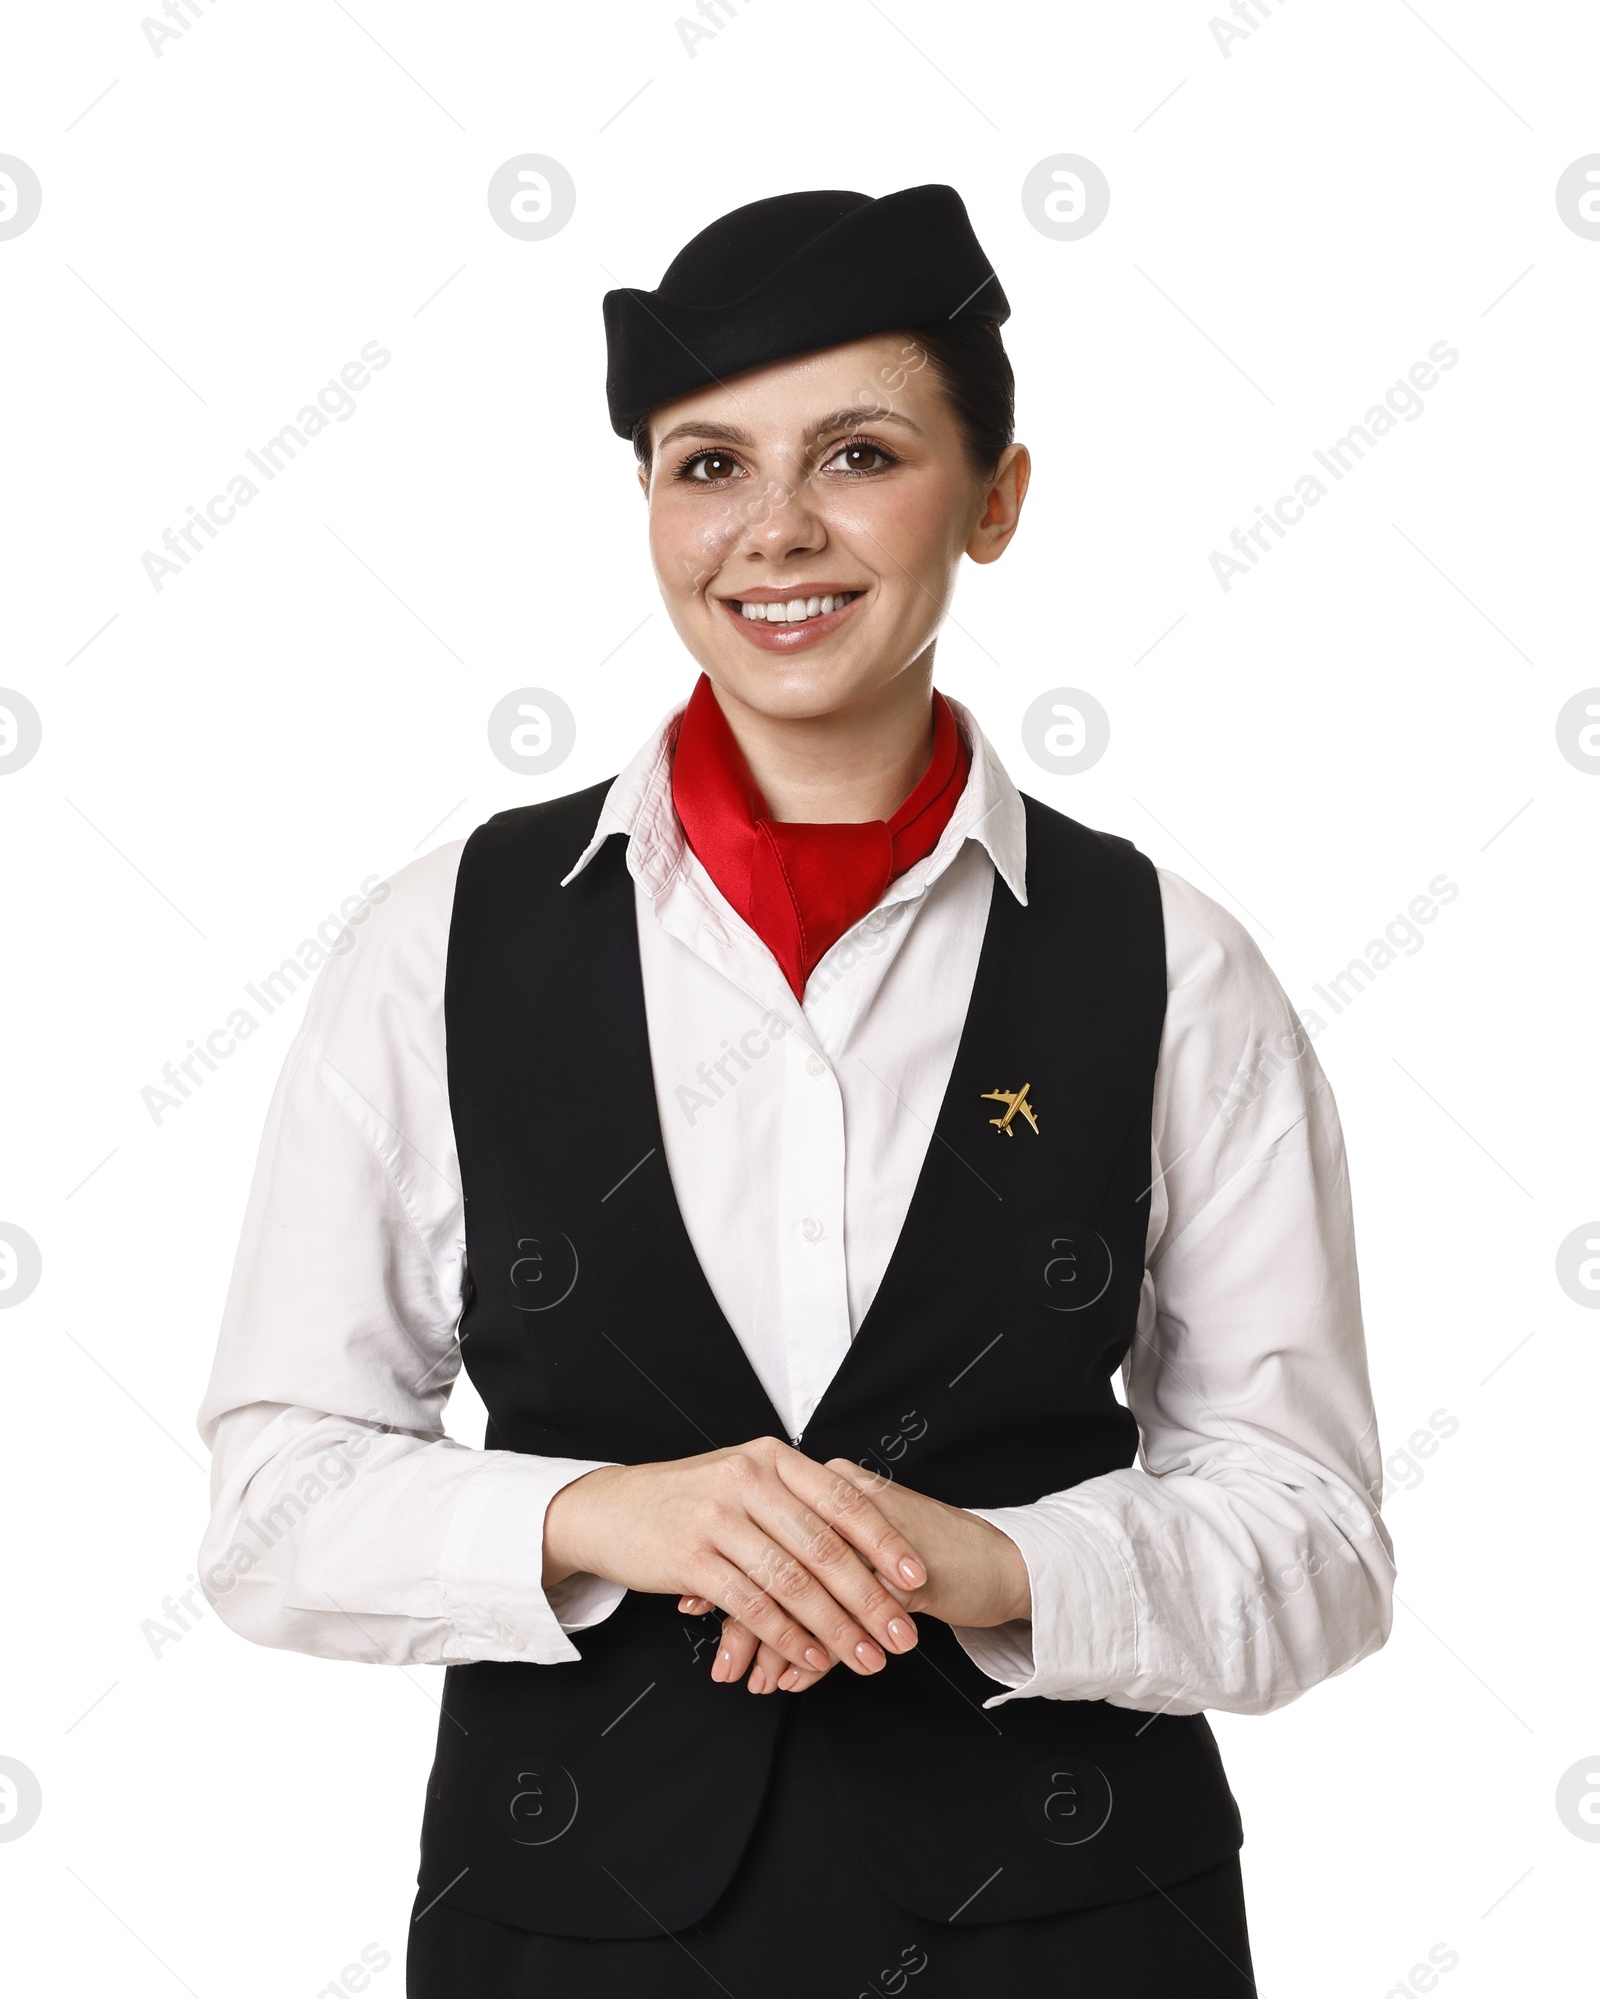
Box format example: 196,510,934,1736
564,834,791,1447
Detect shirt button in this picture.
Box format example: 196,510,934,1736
800,1217,824,1244
805,1052,828,1078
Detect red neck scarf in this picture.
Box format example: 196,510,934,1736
670,675,971,999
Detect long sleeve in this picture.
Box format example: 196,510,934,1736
955,868,1394,1714
196,841,626,1666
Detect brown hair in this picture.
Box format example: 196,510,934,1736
901,317,1015,476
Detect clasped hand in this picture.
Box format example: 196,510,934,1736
542,1437,1029,1697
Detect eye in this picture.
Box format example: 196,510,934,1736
677,449,745,483
820,437,896,475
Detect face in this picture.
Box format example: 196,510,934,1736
641,333,1028,726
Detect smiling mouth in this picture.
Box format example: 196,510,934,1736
726,590,863,626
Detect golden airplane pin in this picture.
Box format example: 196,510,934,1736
982,1083,1040,1137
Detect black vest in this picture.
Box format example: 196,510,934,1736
419,784,1241,1939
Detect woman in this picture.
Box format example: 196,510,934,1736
200,185,1392,1997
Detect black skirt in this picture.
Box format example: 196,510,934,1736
407,1700,1255,1998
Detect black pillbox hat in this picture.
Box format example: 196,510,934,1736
602,183,1008,439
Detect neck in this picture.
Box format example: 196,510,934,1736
706,652,938,823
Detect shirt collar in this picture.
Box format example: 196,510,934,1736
561,693,1028,908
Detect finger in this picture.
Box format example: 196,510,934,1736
727,1457,920,1657
678,1595,715,1615
753,1638,826,1693
778,1506,919,1657
727,1624,829,1694
710,1525,888,1676
747,1636,781,1695
695,1558,838,1676
798,1448,927,1591
712,1620,826,1693
705,1463,897,1669
771,1446,928,1594
714,1617,759,1686
826,1458,905,1511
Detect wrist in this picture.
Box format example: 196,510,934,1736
965,1513,1031,1626
996,1529,1032,1624
542,1465,616,1589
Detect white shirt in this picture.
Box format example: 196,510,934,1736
198,700,1393,1714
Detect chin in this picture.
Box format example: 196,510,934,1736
707,647,897,724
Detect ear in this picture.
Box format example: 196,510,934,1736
637,463,650,501
965,443,1030,565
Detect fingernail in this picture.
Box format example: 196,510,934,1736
898,1557,925,1585
713,1650,730,1682
748,1669,765,1694
778,1668,800,1690
855,1641,885,1671
804,1646,828,1669
887,1617,913,1649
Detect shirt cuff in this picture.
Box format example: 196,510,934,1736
952,1500,1141,1706
545,1568,630,1635
439,1454,625,1663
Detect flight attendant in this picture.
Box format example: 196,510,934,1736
200,186,1392,1998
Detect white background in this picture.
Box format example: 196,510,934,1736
2,1,1597,1993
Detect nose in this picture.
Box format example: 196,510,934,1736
738,467,826,566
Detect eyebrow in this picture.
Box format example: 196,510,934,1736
806,407,924,444
652,407,925,454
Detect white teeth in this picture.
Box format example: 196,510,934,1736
737,592,854,622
